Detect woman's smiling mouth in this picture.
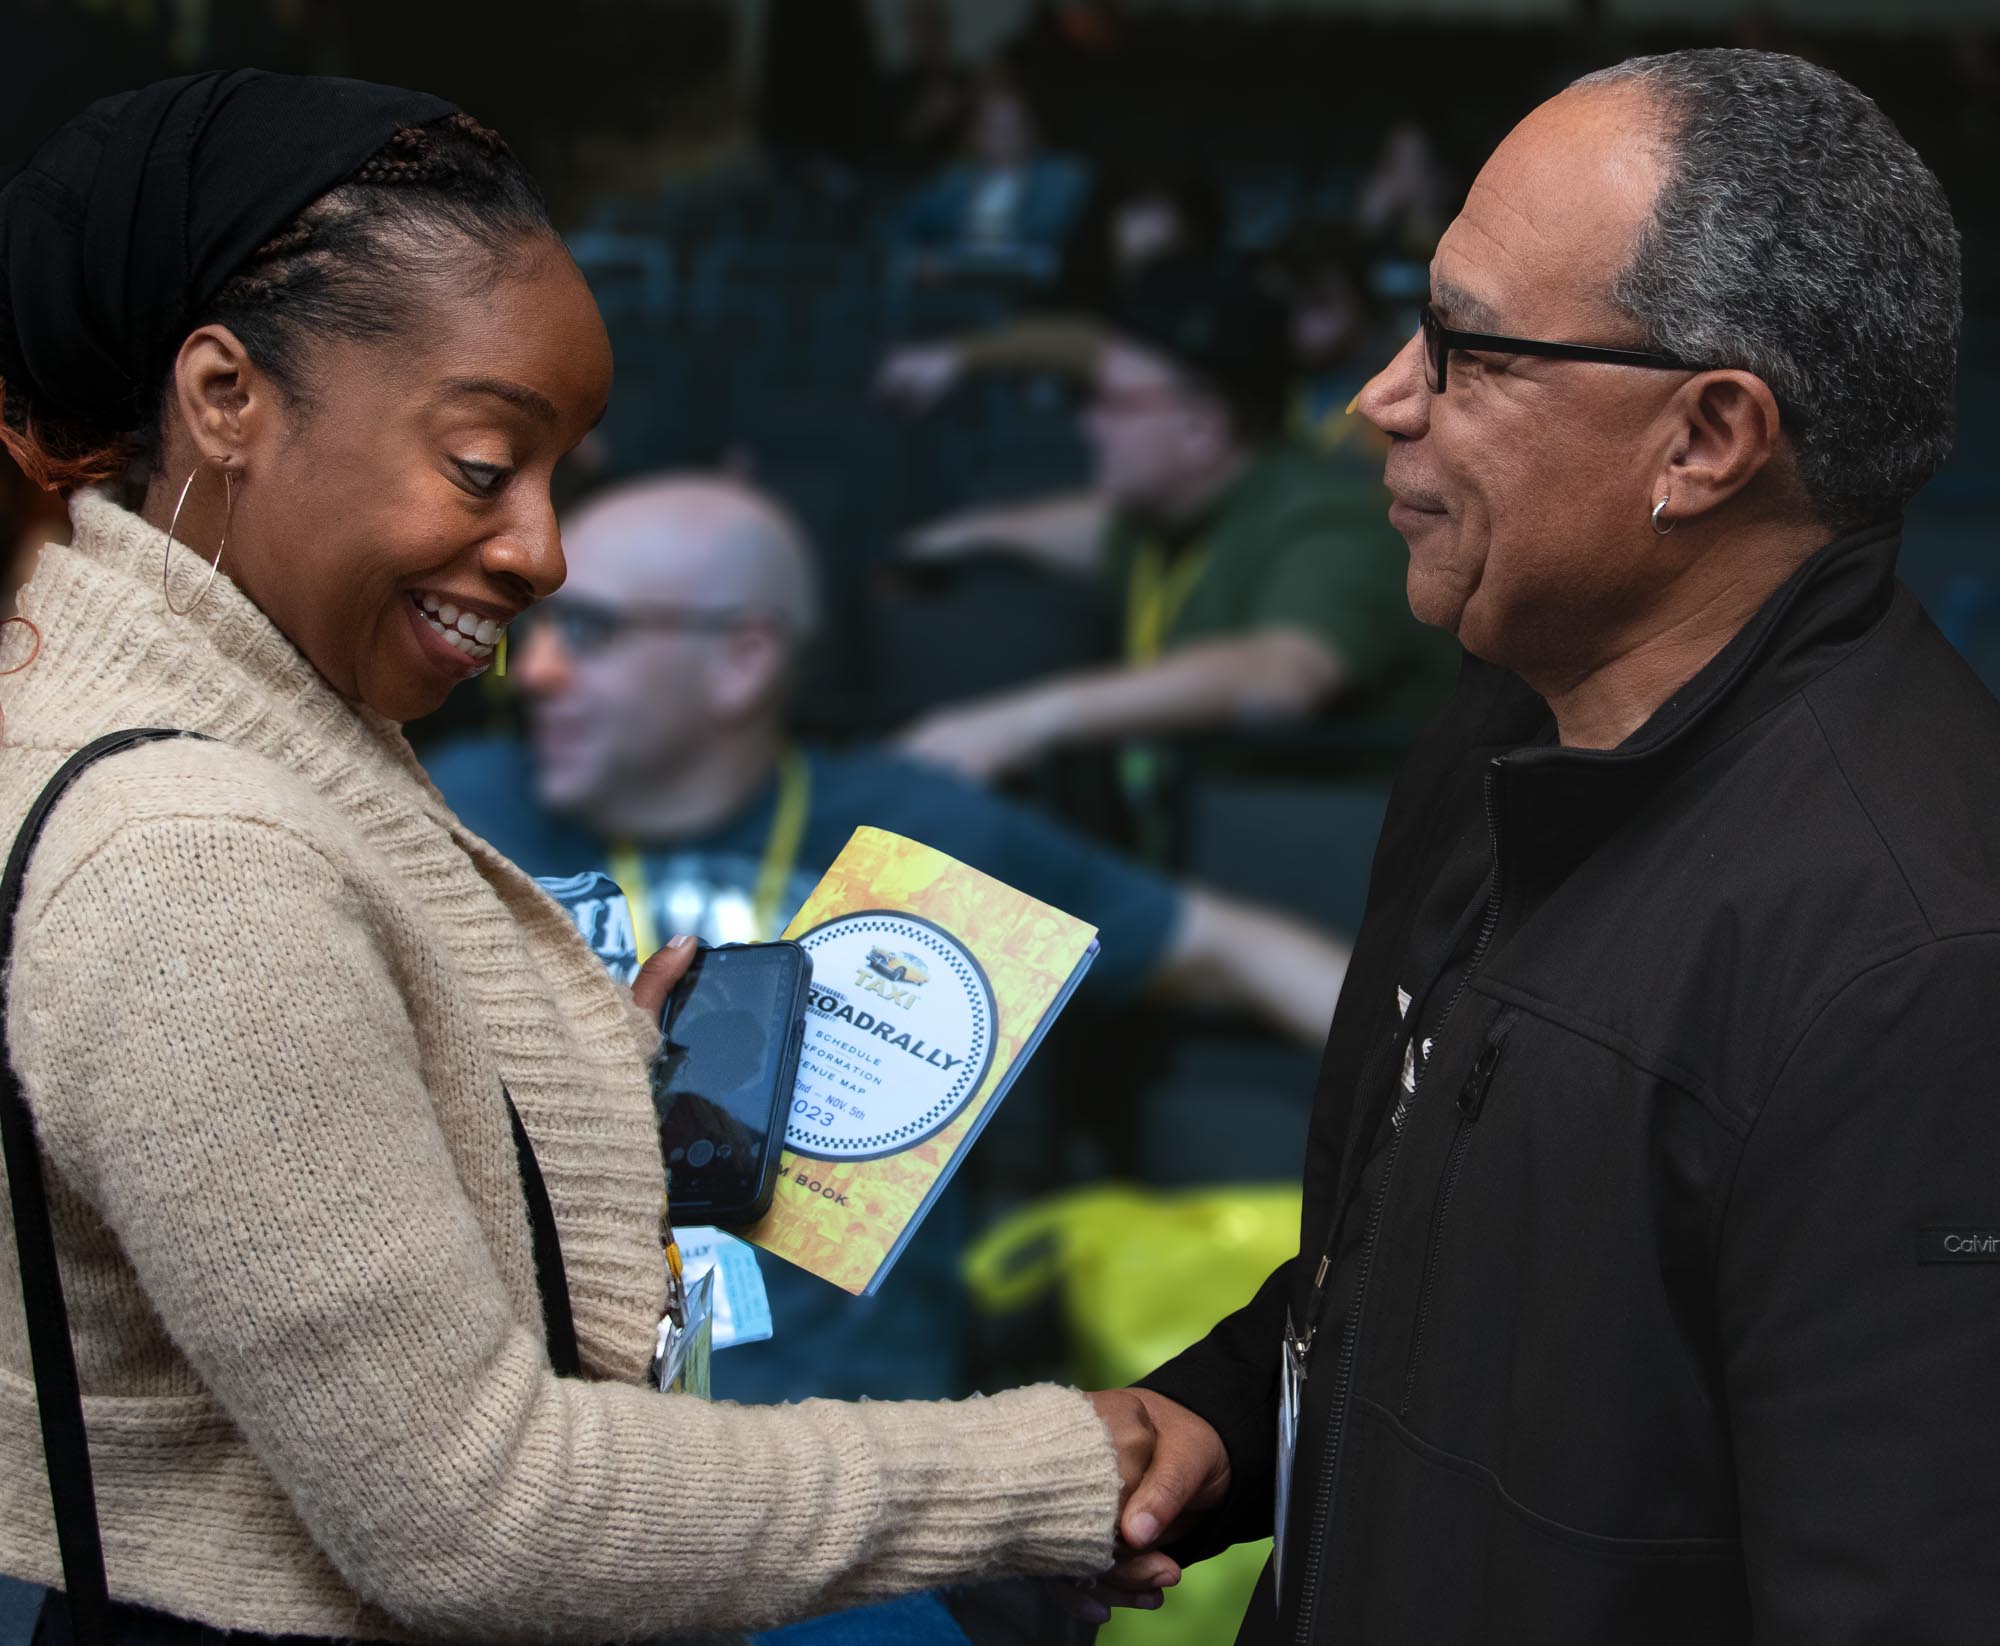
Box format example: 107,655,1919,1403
406,591,505,669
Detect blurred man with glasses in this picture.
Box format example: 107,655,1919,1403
1079,50,1994,1646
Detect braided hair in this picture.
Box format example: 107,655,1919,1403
1,113,556,493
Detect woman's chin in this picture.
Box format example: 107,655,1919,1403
362,601,492,719
354,654,470,724
355,681,439,724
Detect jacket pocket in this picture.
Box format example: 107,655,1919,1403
1400,1010,1515,1417
1335,1396,1746,1646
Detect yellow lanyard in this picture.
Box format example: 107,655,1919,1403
1315,407,1362,456
1126,538,1210,664
1292,380,1358,452
608,746,813,961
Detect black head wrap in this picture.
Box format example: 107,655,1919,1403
0,69,456,436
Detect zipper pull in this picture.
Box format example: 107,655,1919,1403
1456,1015,1516,1121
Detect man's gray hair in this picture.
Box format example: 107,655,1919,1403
1571,49,1960,529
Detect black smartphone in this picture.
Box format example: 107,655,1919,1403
652,940,813,1227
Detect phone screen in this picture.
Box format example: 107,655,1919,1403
653,943,811,1221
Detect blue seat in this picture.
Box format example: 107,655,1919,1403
754,1591,970,1645
1183,774,1392,936
0,1576,41,1646
566,231,676,324
1937,575,2000,696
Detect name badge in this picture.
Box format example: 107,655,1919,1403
674,1225,775,1346
1276,1308,1311,1608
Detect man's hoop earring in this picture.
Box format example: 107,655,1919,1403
165,454,236,616
1651,497,1675,536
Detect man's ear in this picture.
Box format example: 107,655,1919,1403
708,620,789,720
1652,369,1786,526
165,324,277,467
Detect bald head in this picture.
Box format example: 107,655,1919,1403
558,474,820,641
517,474,822,826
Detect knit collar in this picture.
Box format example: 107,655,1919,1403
11,488,442,801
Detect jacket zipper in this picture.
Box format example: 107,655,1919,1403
1294,758,1507,1645
1400,1013,1514,1418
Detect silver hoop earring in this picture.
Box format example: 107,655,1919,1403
164,454,236,616
1651,496,1674,536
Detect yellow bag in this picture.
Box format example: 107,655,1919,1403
963,1184,1300,1645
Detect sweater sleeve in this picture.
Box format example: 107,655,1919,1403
9,807,1118,1641
1715,936,2000,1644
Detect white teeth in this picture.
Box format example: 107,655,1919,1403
413,595,497,662
439,602,460,625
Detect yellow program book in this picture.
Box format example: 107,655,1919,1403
739,826,1099,1296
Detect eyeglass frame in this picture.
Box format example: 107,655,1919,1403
517,593,772,656
1420,302,1709,394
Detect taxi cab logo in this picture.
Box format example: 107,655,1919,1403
866,946,931,987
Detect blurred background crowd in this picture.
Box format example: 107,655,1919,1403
4,2,1996,1635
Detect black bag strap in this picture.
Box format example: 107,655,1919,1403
1,730,582,1645
2,730,191,1646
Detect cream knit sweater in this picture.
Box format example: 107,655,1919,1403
0,492,1118,1641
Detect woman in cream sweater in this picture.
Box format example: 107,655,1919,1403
0,72,1188,1644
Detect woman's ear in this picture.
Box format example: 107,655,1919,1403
166,324,276,467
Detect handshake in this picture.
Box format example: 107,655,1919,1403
1062,1388,1235,1627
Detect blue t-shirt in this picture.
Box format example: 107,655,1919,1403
423,738,1180,1003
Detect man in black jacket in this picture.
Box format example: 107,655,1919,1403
1080,48,1990,1644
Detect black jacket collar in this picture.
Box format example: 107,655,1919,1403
1456,517,1903,874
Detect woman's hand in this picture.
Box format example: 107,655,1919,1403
630,935,699,1022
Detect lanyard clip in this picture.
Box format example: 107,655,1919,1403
1288,1256,1331,1360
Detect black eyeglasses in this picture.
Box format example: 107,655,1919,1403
1421,303,1707,394
518,594,757,656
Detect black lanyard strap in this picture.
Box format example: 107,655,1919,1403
1298,842,1501,1348
2,730,581,1643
